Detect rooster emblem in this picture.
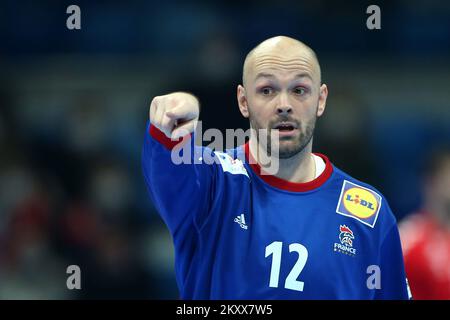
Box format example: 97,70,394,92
339,225,355,247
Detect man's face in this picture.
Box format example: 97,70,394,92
238,47,327,158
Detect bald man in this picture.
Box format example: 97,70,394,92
142,36,411,299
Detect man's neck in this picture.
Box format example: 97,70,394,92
249,138,316,183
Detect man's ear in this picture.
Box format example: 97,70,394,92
317,84,328,117
237,85,249,118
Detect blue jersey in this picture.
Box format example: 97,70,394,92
142,123,411,300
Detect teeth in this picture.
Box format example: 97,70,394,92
277,125,293,129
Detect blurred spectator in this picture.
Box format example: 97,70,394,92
0,161,69,299
400,147,450,300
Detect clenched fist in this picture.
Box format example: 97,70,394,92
149,92,200,140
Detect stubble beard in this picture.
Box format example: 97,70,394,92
249,112,317,160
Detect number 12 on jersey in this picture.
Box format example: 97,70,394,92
265,241,308,292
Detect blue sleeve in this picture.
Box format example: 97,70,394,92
141,122,216,239
375,220,412,300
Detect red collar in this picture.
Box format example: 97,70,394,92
244,142,333,192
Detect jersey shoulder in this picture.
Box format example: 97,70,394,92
187,144,251,182
330,165,397,229
213,149,249,178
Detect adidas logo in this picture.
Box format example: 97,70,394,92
234,213,248,230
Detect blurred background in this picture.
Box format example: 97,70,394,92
0,0,449,299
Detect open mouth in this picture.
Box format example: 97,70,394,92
274,123,297,132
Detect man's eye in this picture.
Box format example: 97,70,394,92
260,87,273,95
294,87,307,95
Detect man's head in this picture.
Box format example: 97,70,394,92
237,36,328,158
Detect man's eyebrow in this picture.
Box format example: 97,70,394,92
254,72,275,80
294,73,313,81
254,72,313,81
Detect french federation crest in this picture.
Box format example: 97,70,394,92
334,225,357,256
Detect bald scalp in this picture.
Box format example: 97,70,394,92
242,36,321,88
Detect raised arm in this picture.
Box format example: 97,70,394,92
142,92,215,238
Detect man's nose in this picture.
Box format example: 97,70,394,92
276,93,292,115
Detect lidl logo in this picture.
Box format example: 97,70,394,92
336,180,382,228
343,188,378,219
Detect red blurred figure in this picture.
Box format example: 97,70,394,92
400,148,450,300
